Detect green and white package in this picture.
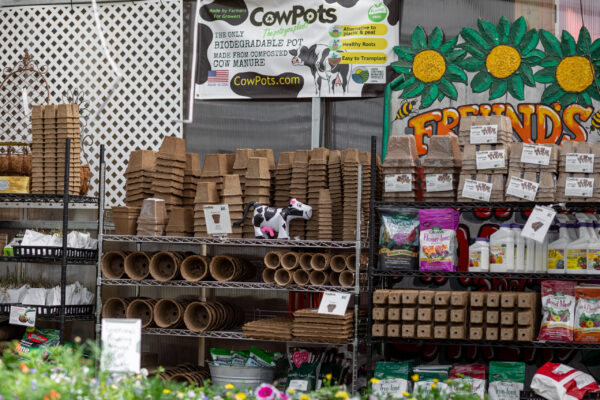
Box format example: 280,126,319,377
372,361,412,397
413,365,452,396
209,348,233,366
488,362,525,400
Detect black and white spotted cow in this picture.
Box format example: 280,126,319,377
233,198,312,239
289,44,350,95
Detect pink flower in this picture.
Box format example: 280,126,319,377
256,384,278,400
281,394,290,400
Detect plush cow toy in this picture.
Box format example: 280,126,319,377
233,199,312,239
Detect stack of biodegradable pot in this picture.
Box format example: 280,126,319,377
422,135,461,201
193,182,219,237
124,150,156,207
221,174,244,238
152,137,186,209
506,142,557,202
289,150,310,240
183,153,202,208
382,135,420,201
242,316,293,340
255,148,275,202
359,151,376,240
165,207,194,237
342,149,361,241
137,198,167,236
112,206,140,235
209,255,254,282
328,150,343,241
243,157,271,238
458,116,510,202
232,149,254,194
556,142,600,201
306,148,329,240
317,189,333,241
274,152,294,208
200,153,229,198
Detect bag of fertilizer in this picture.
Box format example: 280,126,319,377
372,361,412,397
450,364,487,399
413,364,452,396
17,328,60,355
531,362,599,400
286,348,323,392
488,362,525,400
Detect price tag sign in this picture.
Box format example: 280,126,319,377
470,124,498,144
101,318,141,373
317,292,351,316
506,176,539,201
522,206,557,244
425,174,453,192
565,177,594,197
203,204,233,235
462,179,492,201
521,144,551,166
566,153,594,173
385,174,412,192
288,380,309,392
476,149,506,170
9,306,36,327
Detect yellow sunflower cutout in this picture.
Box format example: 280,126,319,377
460,16,542,100
535,26,600,107
391,26,467,108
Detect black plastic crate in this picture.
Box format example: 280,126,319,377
0,303,94,316
12,246,97,261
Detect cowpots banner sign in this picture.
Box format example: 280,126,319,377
195,0,399,99
388,17,600,154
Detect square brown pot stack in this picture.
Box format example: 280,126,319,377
306,148,329,240
505,170,556,202
221,174,244,238
422,135,462,201
112,206,141,235
509,143,558,172
289,150,310,240
183,153,202,208
137,198,168,236
382,135,419,202
42,106,58,193
30,106,45,193
152,137,186,210
56,104,82,195
232,149,254,193
243,157,271,238
458,115,513,147
274,152,295,208
193,182,219,237
125,150,156,207
556,142,600,201
458,173,505,202
255,149,275,203
342,149,360,241
328,150,343,241
317,189,333,241
359,151,375,240
165,207,194,237
200,154,229,198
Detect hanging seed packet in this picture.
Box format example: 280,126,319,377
378,207,419,270
372,361,412,398
539,280,576,342
488,362,525,400
574,285,600,343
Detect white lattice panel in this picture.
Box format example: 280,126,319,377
0,0,183,206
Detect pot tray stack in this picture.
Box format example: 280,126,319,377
292,308,354,342
306,148,329,240
242,316,293,340
328,150,343,241
125,150,156,207
193,182,219,237
289,150,310,240
152,137,186,210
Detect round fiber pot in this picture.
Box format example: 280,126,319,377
149,252,183,282
124,252,151,281
329,272,341,286
209,256,240,282
310,253,331,271
101,251,127,279
126,298,157,328
274,268,293,286
345,254,356,272
184,301,216,332
293,269,309,286
154,298,187,328
330,255,347,273
102,297,132,318
309,270,329,286
264,251,283,269
299,253,313,271
339,270,355,287
281,252,300,270
262,268,275,284
181,255,211,282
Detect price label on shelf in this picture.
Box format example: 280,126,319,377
425,174,453,192
521,144,551,166
522,206,557,243
565,177,594,197
566,153,594,173
9,306,35,327
203,204,232,235
506,176,539,201
101,318,141,373
470,124,498,144
384,174,412,192
461,179,492,201
476,149,505,170
318,292,351,316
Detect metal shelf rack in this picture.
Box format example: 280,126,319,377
0,255,97,265
375,201,594,211
0,193,98,209
371,270,600,281
371,337,600,350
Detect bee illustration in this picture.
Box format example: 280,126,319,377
394,100,417,121
591,109,600,131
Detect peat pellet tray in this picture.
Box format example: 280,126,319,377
0,304,94,316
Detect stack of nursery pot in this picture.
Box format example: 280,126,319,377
153,298,194,328
112,206,140,235
183,301,239,332
149,252,185,282
101,251,127,279
126,298,158,328
124,252,151,281
209,255,253,282
180,255,212,282
102,297,134,318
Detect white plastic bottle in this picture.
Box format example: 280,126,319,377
512,224,526,272
525,236,535,273
469,238,490,272
547,223,569,274
540,225,559,273
566,221,591,274
587,216,600,275
490,224,515,272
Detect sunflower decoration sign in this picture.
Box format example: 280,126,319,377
387,17,600,156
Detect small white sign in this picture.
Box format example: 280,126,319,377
462,179,492,201
101,318,141,374
425,174,453,192
566,153,594,173
521,144,551,166
9,306,36,327
318,292,351,316
470,124,498,144
203,204,233,235
384,174,412,192
476,149,506,170
506,176,539,201
565,177,594,197
288,380,309,392
522,206,557,244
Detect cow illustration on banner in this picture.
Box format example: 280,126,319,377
386,17,600,156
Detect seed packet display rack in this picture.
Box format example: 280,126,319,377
0,141,105,344
365,136,600,398
98,165,367,393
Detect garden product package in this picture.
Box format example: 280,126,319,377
418,208,460,271
530,362,599,400
372,361,412,398
539,280,577,342
413,364,452,396
488,362,525,400
286,348,323,392
17,328,60,354
378,207,419,270
574,285,600,343
450,364,487,399
209,347,280,368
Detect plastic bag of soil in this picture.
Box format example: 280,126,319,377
539,280,576,342
378,207,419,270
488,361,525,400
450,364,487,399
531,362,599,400
372,361,412,398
